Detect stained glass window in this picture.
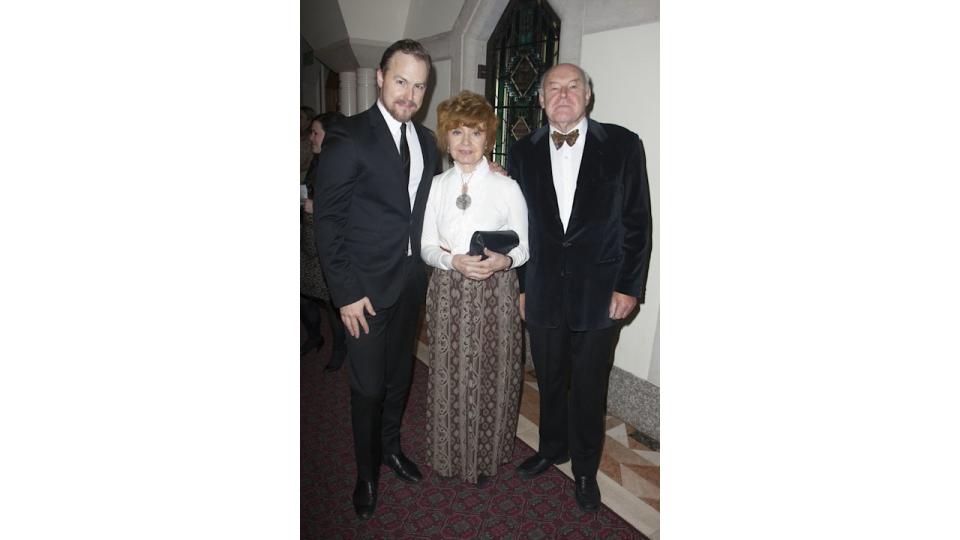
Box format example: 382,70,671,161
485,0,560,167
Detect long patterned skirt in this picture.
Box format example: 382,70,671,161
424,267,524,483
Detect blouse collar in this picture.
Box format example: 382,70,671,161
452,155,490,177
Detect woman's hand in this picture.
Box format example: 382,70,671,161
452,250,511,281
303,198,313,214
451,254,484,280
480,248,512,274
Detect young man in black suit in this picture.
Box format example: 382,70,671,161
508,63,653,512
313,39,439,520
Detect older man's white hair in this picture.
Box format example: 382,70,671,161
536,63,593,95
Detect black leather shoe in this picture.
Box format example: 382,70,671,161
352,479,378,520
516,452,570,479
574,475,600,512
383,452,422,483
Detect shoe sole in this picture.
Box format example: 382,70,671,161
393,475,420,484
576,500,600,512
389,470,422,483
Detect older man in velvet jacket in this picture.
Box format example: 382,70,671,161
508,63,653,512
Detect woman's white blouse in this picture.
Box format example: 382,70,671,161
420,157,529,271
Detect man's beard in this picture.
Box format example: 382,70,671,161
387,100,418,122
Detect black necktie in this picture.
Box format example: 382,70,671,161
400,123,410,180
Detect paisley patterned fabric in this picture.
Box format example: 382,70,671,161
425,267,524,483
300,209,329,301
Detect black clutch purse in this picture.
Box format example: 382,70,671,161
468,230,519,260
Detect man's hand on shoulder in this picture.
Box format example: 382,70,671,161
608,292,638,320
488,161,510,178
340,297,377,338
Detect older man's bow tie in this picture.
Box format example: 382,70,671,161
551,129,580,149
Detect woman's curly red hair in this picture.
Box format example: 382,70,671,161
435,91,499,155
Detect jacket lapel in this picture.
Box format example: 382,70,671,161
566,120,606,235
530,127,565,236
366,105,411,218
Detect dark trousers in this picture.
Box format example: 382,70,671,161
526,321,617,479
346,256,425,480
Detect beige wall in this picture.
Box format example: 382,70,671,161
420,58,452,134
404,0,465,39
581,21,660,384
339,0,409,42
300,38,320,112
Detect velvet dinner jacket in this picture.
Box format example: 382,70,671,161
312,105,439,310
509,119,653,331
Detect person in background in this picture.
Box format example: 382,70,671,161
313,39,440,520
301,112,347,371
300,106,316,183
509,63,653,512
420,91,529,488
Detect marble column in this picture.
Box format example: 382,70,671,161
356,68,377,112
339,71,357,116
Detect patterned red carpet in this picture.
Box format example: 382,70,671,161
301,324,648,539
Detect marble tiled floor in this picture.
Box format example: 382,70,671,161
415,337,661,539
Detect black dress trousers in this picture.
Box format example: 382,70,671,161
526,320,617,479
345,255,426,480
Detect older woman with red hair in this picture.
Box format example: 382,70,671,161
420,91,529,487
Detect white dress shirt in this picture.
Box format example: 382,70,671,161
421,157,530,271
377,99,424,254
549,116,588,232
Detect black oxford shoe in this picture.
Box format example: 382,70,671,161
516,451,570,479
383,452,422,483
574,475,600,512
352,479,378,520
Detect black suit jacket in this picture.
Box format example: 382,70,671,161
509,119,653,331
312,105,439,310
